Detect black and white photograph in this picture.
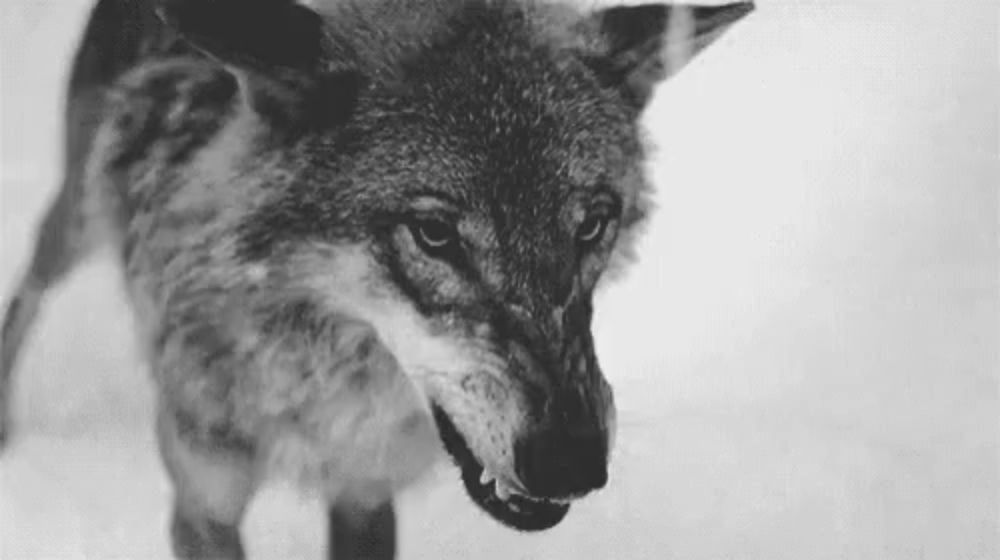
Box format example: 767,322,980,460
0,1,995,558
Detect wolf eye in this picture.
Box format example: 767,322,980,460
576,214,610,246
409,218,459,255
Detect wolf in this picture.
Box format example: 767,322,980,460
0,0,753,558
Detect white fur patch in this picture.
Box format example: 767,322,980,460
254,310,442,505
296,243,527,481
300,245,483,391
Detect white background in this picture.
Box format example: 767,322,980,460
1,1,996,558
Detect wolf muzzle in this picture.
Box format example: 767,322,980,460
503,297,613,499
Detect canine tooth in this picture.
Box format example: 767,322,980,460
479,470,494,485
494,480,511,500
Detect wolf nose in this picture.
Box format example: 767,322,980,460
514,428,608,499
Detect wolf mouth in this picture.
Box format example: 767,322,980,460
431,405,570,531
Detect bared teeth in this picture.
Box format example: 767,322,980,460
480,470,550,503
494,479,512,500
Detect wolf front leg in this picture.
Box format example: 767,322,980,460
156,407,257,560
328,499,397,560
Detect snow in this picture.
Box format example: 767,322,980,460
1,1,997,559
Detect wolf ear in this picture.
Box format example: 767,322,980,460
155,0,362,129
577,2,754,109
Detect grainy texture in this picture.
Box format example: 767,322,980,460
0,0,756,557
4,1,994,559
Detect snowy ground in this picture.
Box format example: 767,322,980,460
1,0,997,559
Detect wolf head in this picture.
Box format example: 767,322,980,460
158,0,752,531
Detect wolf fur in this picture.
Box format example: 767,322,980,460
0,0,753,558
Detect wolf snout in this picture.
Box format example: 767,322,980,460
514,425,608,499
